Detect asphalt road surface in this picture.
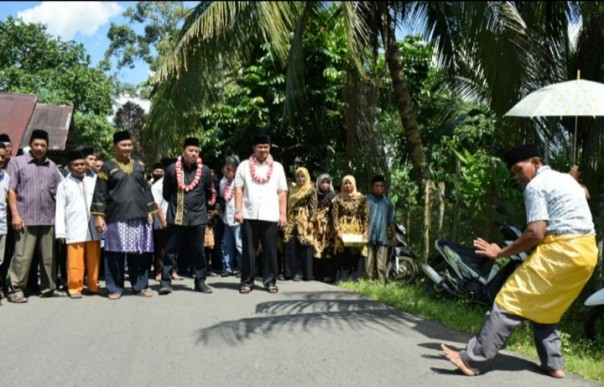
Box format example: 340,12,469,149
0,276,599,387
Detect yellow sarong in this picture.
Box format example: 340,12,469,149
495,234,597,324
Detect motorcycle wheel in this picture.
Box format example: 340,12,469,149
388,255,417,284
425,262,450,296
584,305,604,341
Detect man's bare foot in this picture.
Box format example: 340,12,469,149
441,344,476,376
549,369,565,378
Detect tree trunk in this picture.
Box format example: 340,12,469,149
438,181,445,236
377,2,427,181
424,179,434,261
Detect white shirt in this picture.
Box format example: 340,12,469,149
152,177,168,215
55,173,100,243
0,172,10,235
220,176,237,226
234,158,288,222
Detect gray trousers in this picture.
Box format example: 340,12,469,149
460,302,563,374
365,244,389,284
8,226,56,295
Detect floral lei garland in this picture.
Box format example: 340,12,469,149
176,156,202,192
249,154,273,184
224,178,235,201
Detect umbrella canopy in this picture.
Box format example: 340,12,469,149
505,79,604,117
505,78,604,165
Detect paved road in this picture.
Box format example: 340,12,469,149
0,276,598,387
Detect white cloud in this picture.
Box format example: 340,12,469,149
18,2,123,40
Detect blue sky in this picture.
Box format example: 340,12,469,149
0,1,199,86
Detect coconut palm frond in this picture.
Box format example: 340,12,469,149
146,2,304,158
340,1,371,77
154,2,301,83
281,2,317,125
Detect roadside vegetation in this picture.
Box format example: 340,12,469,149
342,280,604,384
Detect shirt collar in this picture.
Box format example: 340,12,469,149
536,165,551,176
25,151,49,165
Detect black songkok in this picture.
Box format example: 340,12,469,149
183,137,200,148
0,134,11,143
502,144,542,169
67,149,87,163
152,162,165,171
372,175,386,184
30,129,49,143
75,145,95,157
253,135,271,145
113,130,131,144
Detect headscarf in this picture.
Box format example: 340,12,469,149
341,175,363,200
316,173,336,206
288,167,313,213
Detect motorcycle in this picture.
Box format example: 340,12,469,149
387,223,418,284
421,206,526,305
584,287,604,341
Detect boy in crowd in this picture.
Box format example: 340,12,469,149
55,149,101,298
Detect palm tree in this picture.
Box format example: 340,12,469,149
148,2,432,179
149,1,602,185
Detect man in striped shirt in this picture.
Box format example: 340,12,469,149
6,130,66,303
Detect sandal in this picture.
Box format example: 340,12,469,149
239,286,252,294
171,273,184,280
108,293,122,300
8,293,28,303
267,286,278,294
137,288,154,297
69,293,82,299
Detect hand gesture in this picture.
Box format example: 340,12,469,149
474,238,501,260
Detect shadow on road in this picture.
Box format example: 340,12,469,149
423,343,546,377
196,290,474,346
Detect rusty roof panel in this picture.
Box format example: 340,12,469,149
0,93,37,147
23,104,74,151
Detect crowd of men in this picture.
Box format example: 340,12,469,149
0,129,398,303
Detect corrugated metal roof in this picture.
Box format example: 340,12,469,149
0,93,37,147
22,104,75,151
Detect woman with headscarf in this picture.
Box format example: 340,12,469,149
332,175,369,284
283,167,317,281
312,173,337,282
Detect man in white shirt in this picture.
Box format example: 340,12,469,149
234,135,288,294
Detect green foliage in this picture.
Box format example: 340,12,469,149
103,1,191,74
73,113,114,161
190,7,352,177
0,16,116,155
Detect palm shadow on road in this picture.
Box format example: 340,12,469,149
196,290,471,346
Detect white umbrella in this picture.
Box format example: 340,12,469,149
504,74,604,164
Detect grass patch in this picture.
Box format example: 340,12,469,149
341,279,604,384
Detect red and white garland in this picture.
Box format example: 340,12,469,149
249,154,273,184
176,156,202,192
223,178,235,201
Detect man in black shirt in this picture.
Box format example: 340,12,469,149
159,137,215,295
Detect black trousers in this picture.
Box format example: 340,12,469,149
162,224,207,288
241,220,278,288
284,235,313,280
104,252,149,294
